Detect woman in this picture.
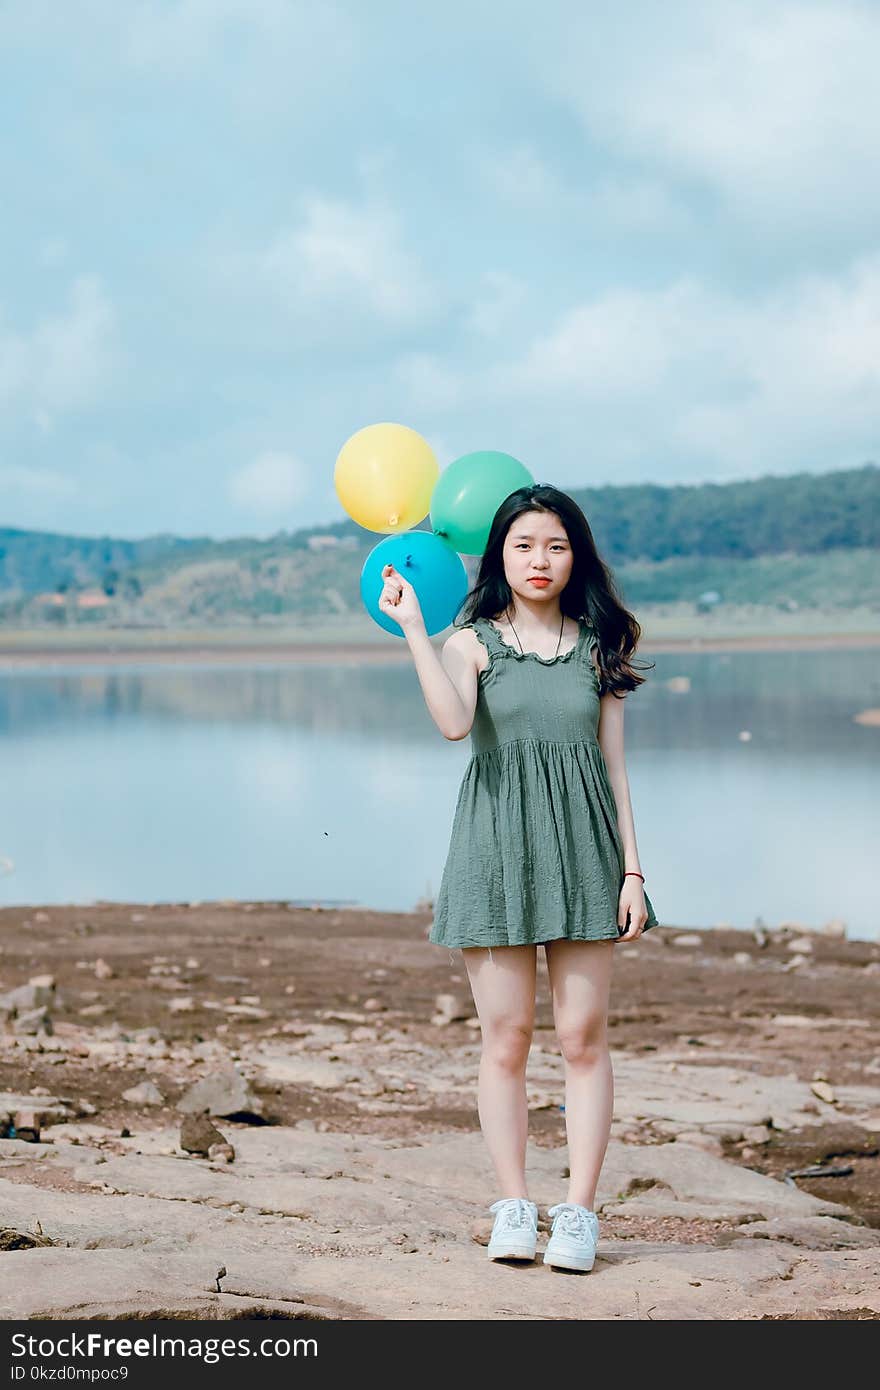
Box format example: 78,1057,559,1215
379,482,660,1273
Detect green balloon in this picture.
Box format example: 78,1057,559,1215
430,451,534,555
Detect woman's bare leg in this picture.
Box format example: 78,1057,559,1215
544,939,615,1210
462,945,538,1198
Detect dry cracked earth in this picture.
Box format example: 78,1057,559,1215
1,902,879,1321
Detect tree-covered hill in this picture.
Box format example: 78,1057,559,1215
1,463,876,629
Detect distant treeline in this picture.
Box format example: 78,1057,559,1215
565,462,879,562
0,463,876,601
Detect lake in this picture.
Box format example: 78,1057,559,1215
1,646,878,941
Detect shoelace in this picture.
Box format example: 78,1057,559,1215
490,1198,536,1232
548,1202,597,1238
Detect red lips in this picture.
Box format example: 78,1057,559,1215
528,578,551,585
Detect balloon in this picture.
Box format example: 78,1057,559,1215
335,422,439,532
430,450,533,555
361,530,469,638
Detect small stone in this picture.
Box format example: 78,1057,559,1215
432,993,471,1024
208,1142,235,1163
742,1124,772,1145
13,1007,53,1036
180,1111,229,1155
122,1080,165,1107
94,959,114,979
13,1109,41,1142
810,1080,836,1105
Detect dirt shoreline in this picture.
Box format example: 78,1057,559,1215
2,902,878,1318
1,631,879,668
2,902,878,1224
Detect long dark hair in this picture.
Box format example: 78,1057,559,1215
454,482,654,697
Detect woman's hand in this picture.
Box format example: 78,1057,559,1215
378,563,425,632
616,877,648,941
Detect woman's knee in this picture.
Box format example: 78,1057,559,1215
555,1020,608,1066
481,1018,533,1072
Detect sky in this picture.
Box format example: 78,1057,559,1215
1,0,879,540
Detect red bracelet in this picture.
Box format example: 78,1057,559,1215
624,871,645,882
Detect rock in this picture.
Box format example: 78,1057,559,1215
733,952,751,965
781,954,809,972
176,1067,264,1120
12,1007,53,1036
94,959,114,979
0,980,55,1015
672,1132,724,1156
787,937,814,954
363,998,386,1012
208,1142,235,1164
820,919,847,939
122,1081,165,1107
810,1080,837,1105
180,1111,229,1155
671,934,703,948
742,1125,772,1145
431,993,472,1026
13,1110,41,1142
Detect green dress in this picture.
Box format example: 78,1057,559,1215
429,615,660,950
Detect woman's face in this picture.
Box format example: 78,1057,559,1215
502,509,574,605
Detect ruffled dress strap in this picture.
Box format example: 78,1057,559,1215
577,618,602,687
471,615,510,658
466,616,504,688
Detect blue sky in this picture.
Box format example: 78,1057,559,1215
2,0,879,539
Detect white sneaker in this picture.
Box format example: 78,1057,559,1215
487,1197,539,1261
543,1202,599,1272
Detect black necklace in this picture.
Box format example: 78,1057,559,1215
506,609,565,658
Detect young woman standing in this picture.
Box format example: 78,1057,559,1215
379,482,660,1273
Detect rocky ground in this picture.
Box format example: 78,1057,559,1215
1,902,878,1320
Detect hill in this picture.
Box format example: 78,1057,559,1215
0,464,877,632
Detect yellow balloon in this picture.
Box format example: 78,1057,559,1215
334,422,439,532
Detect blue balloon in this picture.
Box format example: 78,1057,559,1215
361,530,469,638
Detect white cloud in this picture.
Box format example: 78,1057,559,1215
0,275,116,422
0,1,357,120
547,0,880,234
228,451,310,518
395,251,880,474
261,194,434,326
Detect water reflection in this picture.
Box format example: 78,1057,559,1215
0,648,877,938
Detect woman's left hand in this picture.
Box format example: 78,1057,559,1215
617,878,648,941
